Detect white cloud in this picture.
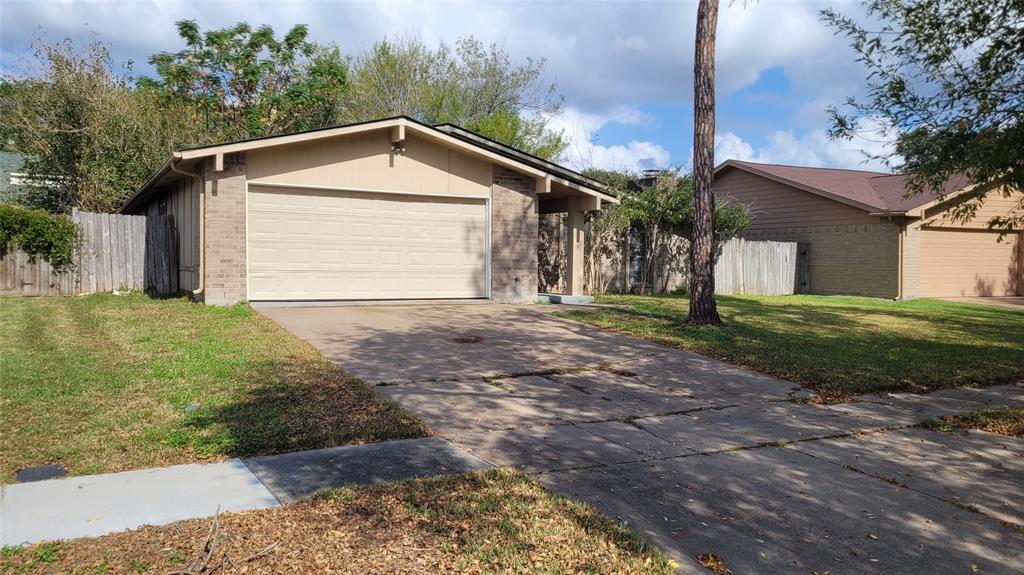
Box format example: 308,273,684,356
714,118,902,171
0,0,870,112
546,106,671,173
0,0,884,172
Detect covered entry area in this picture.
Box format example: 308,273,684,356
538,184,604,298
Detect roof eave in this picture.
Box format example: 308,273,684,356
121,156,173,214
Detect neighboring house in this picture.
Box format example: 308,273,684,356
122,116,615,305
714,160,1023,299
0,151,25,204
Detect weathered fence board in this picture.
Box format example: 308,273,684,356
715,237,803,296
0,210,178,297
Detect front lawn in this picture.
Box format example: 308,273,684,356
556,294,1024,398
0,469,677,574
0,294,427,483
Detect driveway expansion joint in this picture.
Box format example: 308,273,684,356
257,305,1024,574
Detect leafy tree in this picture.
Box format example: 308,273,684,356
343,35,565,159
689,0,722,324
824,0,1024,233
594,169,750,294
139,20,347,142
0,40,203,212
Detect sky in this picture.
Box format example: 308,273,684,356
0,0,898,173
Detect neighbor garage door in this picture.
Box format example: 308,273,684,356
247,185,488,300
919,228,1021,297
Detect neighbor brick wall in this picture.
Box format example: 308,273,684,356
491,166,538,303
742,222,901,298
202,154,248,305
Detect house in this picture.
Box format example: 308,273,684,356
0,151,25,204
122,117,615,305
714,160,1023,299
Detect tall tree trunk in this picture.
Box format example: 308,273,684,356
689,0,722,325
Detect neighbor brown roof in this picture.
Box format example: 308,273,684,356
716,160,971,213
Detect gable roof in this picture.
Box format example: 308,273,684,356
715,160,970,214
434,124,608,192
123,116,612,213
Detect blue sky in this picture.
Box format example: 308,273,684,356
0,0,896,173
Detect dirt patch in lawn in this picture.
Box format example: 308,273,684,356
1,469,676,575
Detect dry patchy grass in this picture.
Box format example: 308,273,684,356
0,469,676,575
556,294,1024,398
925,406,1024,437
0,294,427,483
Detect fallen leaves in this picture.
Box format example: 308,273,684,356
2,469,676,575
695,552,732,574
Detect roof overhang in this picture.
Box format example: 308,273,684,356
902,181,982,218
122,116,615,213
714,159,881,213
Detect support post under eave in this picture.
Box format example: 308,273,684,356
566,197,587,296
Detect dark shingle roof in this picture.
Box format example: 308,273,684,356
720,160,970,212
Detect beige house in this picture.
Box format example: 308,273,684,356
714,160,1023,299
122,117,614,305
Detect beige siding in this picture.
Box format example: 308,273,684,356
715,168,878,230
919,228,1021,297
742,223,900,298
246,131,491,198
901,221,922,299
922,187,1024,230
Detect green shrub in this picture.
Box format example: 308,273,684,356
0,204,79,269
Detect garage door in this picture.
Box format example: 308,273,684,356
248,185,488,300
920,228,1021,297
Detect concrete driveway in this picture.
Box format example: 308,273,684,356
260,304,1024,575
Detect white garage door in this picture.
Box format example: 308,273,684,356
920,228,1021,297
248,185,488,300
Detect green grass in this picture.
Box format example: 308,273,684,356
925,406,1024,437
2,469,678,574
0,294,427,483
555,294,1024,398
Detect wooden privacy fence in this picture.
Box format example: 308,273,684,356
0,210,178,297
715,237,809,295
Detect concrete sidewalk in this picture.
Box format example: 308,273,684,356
0,437,489,546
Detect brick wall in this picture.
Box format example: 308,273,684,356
742,222,901,298
202,154,248,305
491,166,538,303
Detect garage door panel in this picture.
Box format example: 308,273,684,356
920,229,1021,297
247,186,488,300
